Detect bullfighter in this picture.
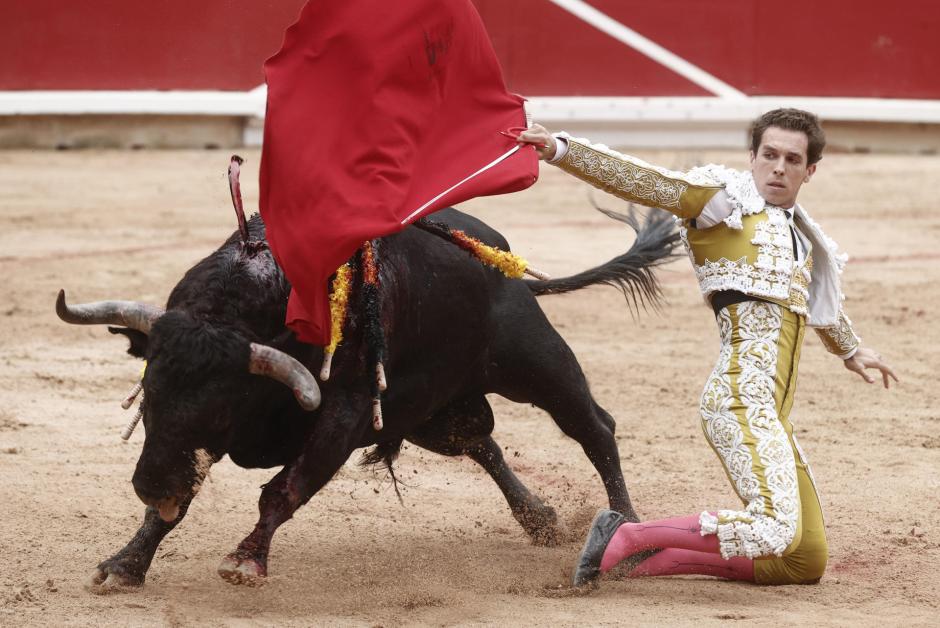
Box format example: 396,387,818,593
516,108,897,586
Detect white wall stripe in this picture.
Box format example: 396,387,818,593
525,96,940,123
0,89,267,117
545,0,747,100
4,91,940,125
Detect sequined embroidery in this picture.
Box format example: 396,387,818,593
699,301,800,559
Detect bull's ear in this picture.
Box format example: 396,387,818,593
108,326,149,358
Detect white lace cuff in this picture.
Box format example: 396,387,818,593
547,135,568,164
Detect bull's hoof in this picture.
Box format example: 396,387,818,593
218,553,267,586
86,564,144,594
514,501,561,547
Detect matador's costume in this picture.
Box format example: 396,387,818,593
553,135,859,584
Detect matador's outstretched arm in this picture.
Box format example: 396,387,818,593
517,124,722,220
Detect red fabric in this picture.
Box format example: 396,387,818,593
259,0,538,345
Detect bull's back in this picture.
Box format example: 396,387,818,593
371,208,524,429
426,207,511,251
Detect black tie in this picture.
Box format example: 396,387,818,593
785,208,800,263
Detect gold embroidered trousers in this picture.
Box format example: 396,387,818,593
698,300,828,584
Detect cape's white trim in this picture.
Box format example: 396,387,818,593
400,145,522,225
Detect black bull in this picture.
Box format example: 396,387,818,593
57,207,677,588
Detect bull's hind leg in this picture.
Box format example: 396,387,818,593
491,321,638,522
407,395,560,545
88,498,193,591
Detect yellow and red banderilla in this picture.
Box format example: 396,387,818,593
319,224,550,431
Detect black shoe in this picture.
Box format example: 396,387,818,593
572,509,625,587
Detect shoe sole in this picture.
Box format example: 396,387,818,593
572,509,624,587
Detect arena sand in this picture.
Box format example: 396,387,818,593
1,148,937,626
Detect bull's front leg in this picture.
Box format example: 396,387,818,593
88,499,192,592
218,390,371,585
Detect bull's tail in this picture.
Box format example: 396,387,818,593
525,206,680,312
360,439,406,505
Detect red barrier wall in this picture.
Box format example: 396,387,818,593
2,0,306,90
476,0,940,99
3,0,939,98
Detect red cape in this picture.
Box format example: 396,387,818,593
259,0,538,345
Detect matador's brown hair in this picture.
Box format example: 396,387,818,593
749,108,826,165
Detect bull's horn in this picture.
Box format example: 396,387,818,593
248,343,321,411
56,290,164,334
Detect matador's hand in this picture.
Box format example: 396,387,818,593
843,346,898,388
516,123,557,161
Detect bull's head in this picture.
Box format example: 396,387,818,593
56,290,320,521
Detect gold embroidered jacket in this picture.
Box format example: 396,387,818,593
553,135,860,358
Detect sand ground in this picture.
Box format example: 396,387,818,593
1,148,937,627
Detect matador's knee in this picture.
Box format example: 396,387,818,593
754,529,828,585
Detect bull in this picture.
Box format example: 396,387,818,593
57,205,676,589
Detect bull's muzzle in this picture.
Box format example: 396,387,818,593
133,485,181,523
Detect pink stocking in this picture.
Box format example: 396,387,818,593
627,549,754,581
600,513,754,582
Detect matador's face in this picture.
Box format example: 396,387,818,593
749,126,817,209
